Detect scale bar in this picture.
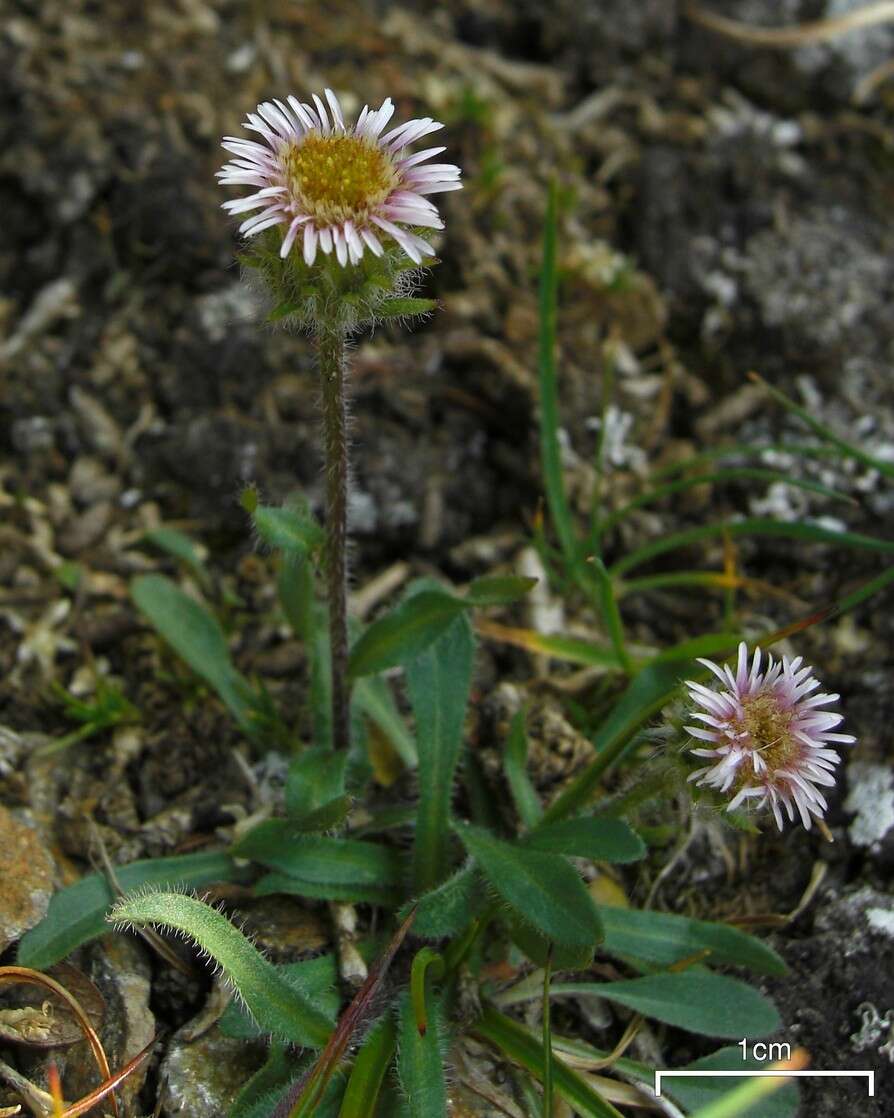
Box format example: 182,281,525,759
654,1070,874,1097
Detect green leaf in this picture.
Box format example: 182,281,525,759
509,919,596,972
454,822,602,950
353,675,418,768
397,991,448,1118
17,851,246,970
405,863,486,938
348,590,465,679
108,891,332,1047
227,1044,308,1118
143,526,211,588
131,574,261,736
474,1006,624,1118
568,972,779,1038
285,748,348,818
503,709,543,829
340,1016,397,1118
285,795,351,834
409,614,475,893
537,182,585,585
752,369,894,480
610,517,894,579
464,575,538,606
600,906,786,976
219,954,340,1040
525,818,645,863
253,504,324,557
601,466,856,536
542,657,690,823
268,301,302,322
378,297,437,318
235,827,405,905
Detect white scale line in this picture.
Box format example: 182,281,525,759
654,1070,875,1097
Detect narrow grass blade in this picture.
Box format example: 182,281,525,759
610,518,894,579
750,370,894,478
339,1015,396,1118
474,1006,624,1118
537,181,583,583
601,466,855,536
476,620,623,670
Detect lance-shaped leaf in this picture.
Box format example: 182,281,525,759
17,851,246,970
404,863,486,939
453,822,602,950
524,817,645,863
397,990,448,1118
108,891,332,1047
600,906,786,976
131,574,262,736
348,590,465,679
252,504,324,558
546,971,780,1038
408,614,474,893
235,827,406,906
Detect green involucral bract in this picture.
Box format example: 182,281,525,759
107,890,333,1047
241,227,430,335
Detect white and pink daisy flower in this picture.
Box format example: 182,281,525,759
685,642,854,831
217,89,462,267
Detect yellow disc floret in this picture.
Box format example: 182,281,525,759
734,693,797,786
283,134,399,225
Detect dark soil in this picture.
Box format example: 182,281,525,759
2,2,894,1115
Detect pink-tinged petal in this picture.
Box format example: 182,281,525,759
333,226,348,266
244,214,288,237
411,181,464,195
319,227,333,253
365,98,396,139
344,221,364,257
381,206,444,229
280,216,304,258
360,227,384,256
324,88,345,130
303,224,318,266
371,216,422,262
239,204,285,233
397,145,448,169
312,93,330,132
287,96,317,131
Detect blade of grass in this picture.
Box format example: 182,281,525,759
750,371,894,477
600,467,855,537
474,1005,624,1118
543,949,553,1118
648,442,842,482
538,181,585,585
610,517,894,579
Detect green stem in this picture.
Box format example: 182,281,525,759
318,326,351,752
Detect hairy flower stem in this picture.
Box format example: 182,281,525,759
318,326,351,751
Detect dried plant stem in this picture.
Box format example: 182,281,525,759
318,325,351,751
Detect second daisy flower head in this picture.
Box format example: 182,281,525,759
218,89,462,267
